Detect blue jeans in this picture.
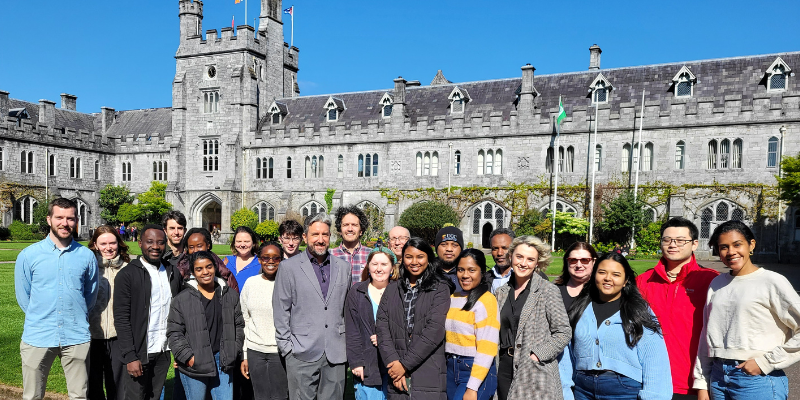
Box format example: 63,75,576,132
573,370,641,400
446,354,497,400
709,358,788,400
354,375,388,400
179,353,233,400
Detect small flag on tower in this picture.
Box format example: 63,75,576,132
231,15,235,28
235,0,241,3
283,6,293,15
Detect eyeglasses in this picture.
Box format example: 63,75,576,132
280,236,301,243
660,238,694,247
259,256,282,263
388,236,410,243
567,258,594,265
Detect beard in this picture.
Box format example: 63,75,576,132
440,258,457,272
308,243,328,257
50,224,74,240
141,250,164,266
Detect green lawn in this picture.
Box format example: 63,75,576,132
0,250,21,262
0,241,658,395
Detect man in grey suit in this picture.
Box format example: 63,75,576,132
273,212,350,400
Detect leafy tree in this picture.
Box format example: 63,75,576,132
136,182,173,225
398,201,460,244
324,189,335,212
99,185,135,224
361,203,386,242
634,221,663,255
231,208,259,231
777,152,800,206
117,203,143,224
255,220,280,241
514,209,551,238
596,190,649,245
33,201,49,234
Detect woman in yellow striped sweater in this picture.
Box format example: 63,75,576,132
445,249,500,400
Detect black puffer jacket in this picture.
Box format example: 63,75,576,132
167,278,244,378
376,279,451,400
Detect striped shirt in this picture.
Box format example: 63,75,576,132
445,290,500,391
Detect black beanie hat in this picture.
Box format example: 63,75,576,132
435,226,464,250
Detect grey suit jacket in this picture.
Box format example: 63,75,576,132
272,251,351,364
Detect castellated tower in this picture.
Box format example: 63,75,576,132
170,0,299,231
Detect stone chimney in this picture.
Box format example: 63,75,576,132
589,44,602,70
392,77,407,123
0,90,8,116
60,93,77,111
101,107,115,135
38,99,56,126
519,64,536,114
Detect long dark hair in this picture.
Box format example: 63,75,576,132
568,252,660,348
555,241,598,285
400,237,455,293
456,249,490,311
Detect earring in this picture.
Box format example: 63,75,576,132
750,250,754,256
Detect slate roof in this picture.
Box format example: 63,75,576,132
268,51,799,131
105,108,172,140
7,99,97,132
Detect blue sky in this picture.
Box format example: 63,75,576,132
1,0,798,113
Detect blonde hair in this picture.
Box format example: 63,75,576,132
508,235,551,273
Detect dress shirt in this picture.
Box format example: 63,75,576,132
490,266,513,294
141,258,172,354
307,249,332,298
15,236,98,347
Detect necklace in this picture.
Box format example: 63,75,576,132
665,270,678,281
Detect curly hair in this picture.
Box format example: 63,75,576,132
334,205,369,237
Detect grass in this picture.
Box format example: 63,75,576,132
1,241,659,395
0,250,21,262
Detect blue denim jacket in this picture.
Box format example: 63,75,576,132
15,237,98,347
562,304,672,400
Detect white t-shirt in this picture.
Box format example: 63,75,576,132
141,258,172,354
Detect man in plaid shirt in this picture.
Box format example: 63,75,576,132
330,205,372,285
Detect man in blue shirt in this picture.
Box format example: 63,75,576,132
15,198,99,400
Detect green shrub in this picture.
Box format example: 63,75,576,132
0,226,10,241
9,221,43,241
398,201,460,244
634,221,663,256
255,220,280,241
230,208,258,231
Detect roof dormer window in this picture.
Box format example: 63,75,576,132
766,57,790,91
379,93,393,118
589,73,612,105
268,101,288,125
448,87,470,114
324,96,345,122
672,66,697,98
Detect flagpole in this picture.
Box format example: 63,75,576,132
290,5,294,50
589,103,598,244
632,90,645,247
551,117,560,251
245,0,247,31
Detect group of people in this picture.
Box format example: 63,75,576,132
115,223,138,242
14,198,800,400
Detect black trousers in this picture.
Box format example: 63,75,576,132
247,350,288,400
88,338,125,400
496,353,514,400
120,351,171,400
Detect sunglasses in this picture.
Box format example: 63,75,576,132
567,258,594,265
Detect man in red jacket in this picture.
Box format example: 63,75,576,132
636,217,718,400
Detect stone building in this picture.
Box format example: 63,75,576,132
0,0,798,260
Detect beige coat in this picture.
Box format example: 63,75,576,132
495,274,572,400
89,254,127,339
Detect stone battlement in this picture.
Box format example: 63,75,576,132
0,117,114,152
178,25,264,58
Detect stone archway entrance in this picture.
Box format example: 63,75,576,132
481,222,493,249
201,202,221,233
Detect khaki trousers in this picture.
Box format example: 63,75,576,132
20,341,91,400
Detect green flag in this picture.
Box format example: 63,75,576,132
556,96,566,125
